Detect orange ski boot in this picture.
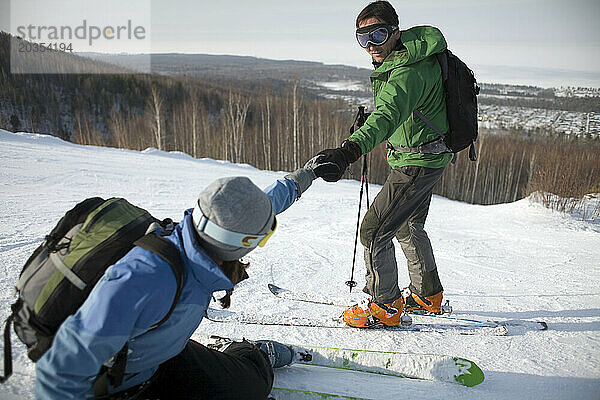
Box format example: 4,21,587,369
342,297,405,328
403,291,445,314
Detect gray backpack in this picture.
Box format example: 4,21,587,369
1,197,185,396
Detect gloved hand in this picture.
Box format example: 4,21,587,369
285,159,318,199
312,140,362,182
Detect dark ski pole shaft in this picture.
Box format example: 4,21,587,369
364,156,370,208
346,156,368,292
346,106,370,292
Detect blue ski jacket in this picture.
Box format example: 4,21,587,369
35,177,300,399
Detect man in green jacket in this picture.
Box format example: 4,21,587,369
312,1,452,328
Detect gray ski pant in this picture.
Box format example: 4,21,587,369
359,165,445,303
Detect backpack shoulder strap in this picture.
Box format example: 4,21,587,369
0,314,14,383
435,50,449,82
134,234,186,329
410,51,450,140
93,234,185,398
413,108,445,138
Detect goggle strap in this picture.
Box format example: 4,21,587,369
192,205,269,249
356,23,398,34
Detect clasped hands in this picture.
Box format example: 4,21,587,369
305,140,362,183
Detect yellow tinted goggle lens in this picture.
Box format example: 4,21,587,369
258,217,277,247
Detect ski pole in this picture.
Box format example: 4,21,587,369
346,154,368,292
346,166,362,291
346,106,370,292
363,154,370,208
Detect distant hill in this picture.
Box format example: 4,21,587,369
80,52,600,115
79,52,372,82
0,32,353,176
78,52,373,99
2,33,598,206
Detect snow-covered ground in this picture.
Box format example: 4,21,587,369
0,129,599,399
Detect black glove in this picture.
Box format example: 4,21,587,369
312,140,362,182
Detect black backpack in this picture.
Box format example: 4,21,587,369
0,197,185,396
389,49,480,161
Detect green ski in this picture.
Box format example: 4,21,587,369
270,387,367,400
292,344,484,387
197,335,484,387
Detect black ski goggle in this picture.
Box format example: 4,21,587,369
356,24,398,48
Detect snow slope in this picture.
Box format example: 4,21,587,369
0,129,598,399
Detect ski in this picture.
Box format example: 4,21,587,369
199,334,485,387
270,387,367,400
268,283,349,306
415,313,548,332
290,344,484,387
205,308,509,336
268,283,548,333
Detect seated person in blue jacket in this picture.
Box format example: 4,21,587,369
35,164,319,400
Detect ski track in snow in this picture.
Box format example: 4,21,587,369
0,129,599,399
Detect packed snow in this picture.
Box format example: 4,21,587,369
0,129,598,399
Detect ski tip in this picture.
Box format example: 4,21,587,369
454,358,485,387
538,321,548,330
268,283,285,295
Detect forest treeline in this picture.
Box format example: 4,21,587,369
0,32,351,174
347,129,599,217
1,32,598,214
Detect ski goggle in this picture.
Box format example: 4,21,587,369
356,24,398,48
192,204,277,249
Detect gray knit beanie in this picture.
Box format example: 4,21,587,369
192,176,275,261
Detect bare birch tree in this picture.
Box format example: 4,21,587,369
262,92,272,170
148,83,164,150
109,105,128,149
225,91,251,163
188,89,201,158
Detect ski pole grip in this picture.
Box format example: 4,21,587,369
357,106,370,128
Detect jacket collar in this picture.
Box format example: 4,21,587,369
372,26,447,77
372,39,406,70
179,209,234,292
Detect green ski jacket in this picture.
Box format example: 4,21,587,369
348,26,453,169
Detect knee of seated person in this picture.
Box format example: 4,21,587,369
225,341,273,374
224,341,274,396
224,341,266,364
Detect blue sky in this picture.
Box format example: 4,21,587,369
2,0,599,86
